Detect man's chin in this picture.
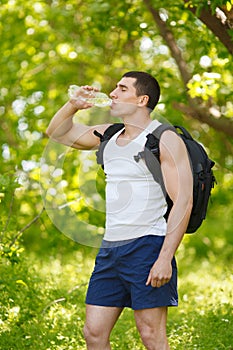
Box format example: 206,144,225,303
110,109,120,118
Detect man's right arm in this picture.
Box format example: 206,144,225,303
46,86,111,150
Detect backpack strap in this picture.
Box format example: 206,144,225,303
135,123,177,220
134,124,177,194
146,124,177,163
94,123,125,166
173,125,193,140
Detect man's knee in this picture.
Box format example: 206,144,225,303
135,306,169,350
138,325,169,350
83,323,99,345
83,323,109,348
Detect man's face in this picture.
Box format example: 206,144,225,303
109,77,140,117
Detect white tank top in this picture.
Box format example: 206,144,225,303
103,120,167,241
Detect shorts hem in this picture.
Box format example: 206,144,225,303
132,302,178,310
85,301,178,310
85,301,130,308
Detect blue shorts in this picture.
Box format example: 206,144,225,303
85,235,178,310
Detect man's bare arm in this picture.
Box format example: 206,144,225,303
46,86,111,150
146,130,193,288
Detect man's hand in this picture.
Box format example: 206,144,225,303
146,257,172,288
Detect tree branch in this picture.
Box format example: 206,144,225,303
143,0,233,138
143,0,192,86
184,0,233,55
173,101,233,137
9,207,45,248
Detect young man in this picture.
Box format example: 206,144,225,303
46,71,193,350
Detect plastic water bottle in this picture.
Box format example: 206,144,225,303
68,85,112,107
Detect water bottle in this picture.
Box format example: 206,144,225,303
68,85,112,107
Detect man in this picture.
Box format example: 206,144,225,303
46,71,193,350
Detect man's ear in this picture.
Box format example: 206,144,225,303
138,95,149,107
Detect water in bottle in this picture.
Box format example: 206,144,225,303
68,85,112,107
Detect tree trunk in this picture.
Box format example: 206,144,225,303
184,0,233,55
143,0,233,138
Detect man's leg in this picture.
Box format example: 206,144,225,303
83,304,123,350
134,306,170,350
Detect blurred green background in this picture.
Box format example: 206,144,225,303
0,0,232,349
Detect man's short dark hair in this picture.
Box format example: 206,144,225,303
122,71,160,111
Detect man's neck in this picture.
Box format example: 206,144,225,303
121,112,152,140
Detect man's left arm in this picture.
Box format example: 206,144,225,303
146,130,193,288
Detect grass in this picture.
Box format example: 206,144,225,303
0,241,232,350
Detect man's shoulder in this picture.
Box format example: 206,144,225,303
160,128,187,160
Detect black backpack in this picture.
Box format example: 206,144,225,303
94,123,216,233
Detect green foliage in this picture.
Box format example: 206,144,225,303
0,0,233,348
1,0,232,248
0,246,232,349
185,0,233,15
0,248,94,350
0,173,24,264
